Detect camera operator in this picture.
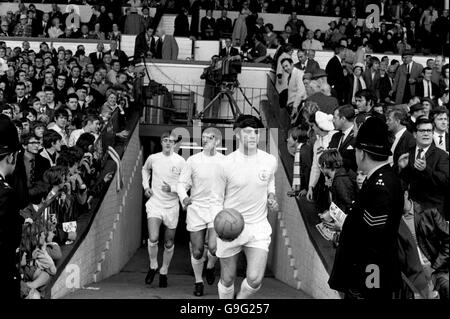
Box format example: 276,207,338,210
200,55,221,118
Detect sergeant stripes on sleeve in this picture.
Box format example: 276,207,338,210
363,210,388,227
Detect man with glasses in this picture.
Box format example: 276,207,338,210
210,115,279,299
398,117,449,215
177,127,225,297
142,132,185,288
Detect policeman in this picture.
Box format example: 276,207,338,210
328,116,404,299
0,114,23,299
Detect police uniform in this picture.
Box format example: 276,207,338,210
0,114,23,300
328,117,403,299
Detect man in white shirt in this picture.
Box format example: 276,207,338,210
281,57,306,118
431,106,449,153
177,127,225,297
47,109,69,146
68,114,101,147
210,115,279,299
142,132,186,288
302,30,323,51
386,107,416,170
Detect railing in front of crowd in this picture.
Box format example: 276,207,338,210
139,82,266,126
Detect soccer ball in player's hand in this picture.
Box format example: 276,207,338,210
214,208,244,242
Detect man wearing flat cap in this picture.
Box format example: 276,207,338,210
0,114,23,300
404,102,426,133
328,116,404,299
391,50,423,104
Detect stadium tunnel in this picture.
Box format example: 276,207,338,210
45,72,339,300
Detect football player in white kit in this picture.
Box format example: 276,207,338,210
142,131,186,288
210,115,279,299
177,127,225,297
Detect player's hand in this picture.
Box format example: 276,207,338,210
306,187,314,202
183,197,192,207
144,188,153,198
398,153,410,170
298,189,307,197
267,194,279,212
414,158,426,171
161,181,171,193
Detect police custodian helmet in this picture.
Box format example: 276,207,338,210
355,116,392,157
0,114,21,156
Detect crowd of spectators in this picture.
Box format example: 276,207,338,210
280,42,448,298
0,35,139,298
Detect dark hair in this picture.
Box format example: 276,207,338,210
43,129,62,149
21,132,39,145
288,124,309,144
318,149,343,169
56,149,78,167
75,132,95,153
43,165,68,186
335,104,355,121
280,57,294,65
233,114,264,130
413,117,433,132
355,89,376,107
66,93,78,102
54,108,69,119
423,67,432,73
29,181,50,205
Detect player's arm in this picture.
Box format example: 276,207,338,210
267,156,279,212
209,161,226,216
177,159,193,207
142,155,153,197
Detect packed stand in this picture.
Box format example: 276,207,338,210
0,36,141,298
279,38,448,298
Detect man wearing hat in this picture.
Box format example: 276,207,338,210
344,62,366,105
0,114,23,300
391,50,423,104
405,102,426,132
13,14,32,37
328,116,404,299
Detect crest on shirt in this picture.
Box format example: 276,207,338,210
171,166,181,175
258,169,270,182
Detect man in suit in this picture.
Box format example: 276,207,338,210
325,45,346,104
379,64,396,103
66,66,83,91
105,39,129,68
404,103,426,132
35,12,50,37
9,82,28,111
431,107,449,153
219,37,240,59
363,56,382,101
330,104,357,173
134,25,157,62
215,9,233,39
416,67,441,100
294,49,319,75
155,28,179,60
398,117,449,214
89,42,105,68
391,51,423,104
200,9,216,40
281,57,306,117
386,107,416,172
328,117,404,299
